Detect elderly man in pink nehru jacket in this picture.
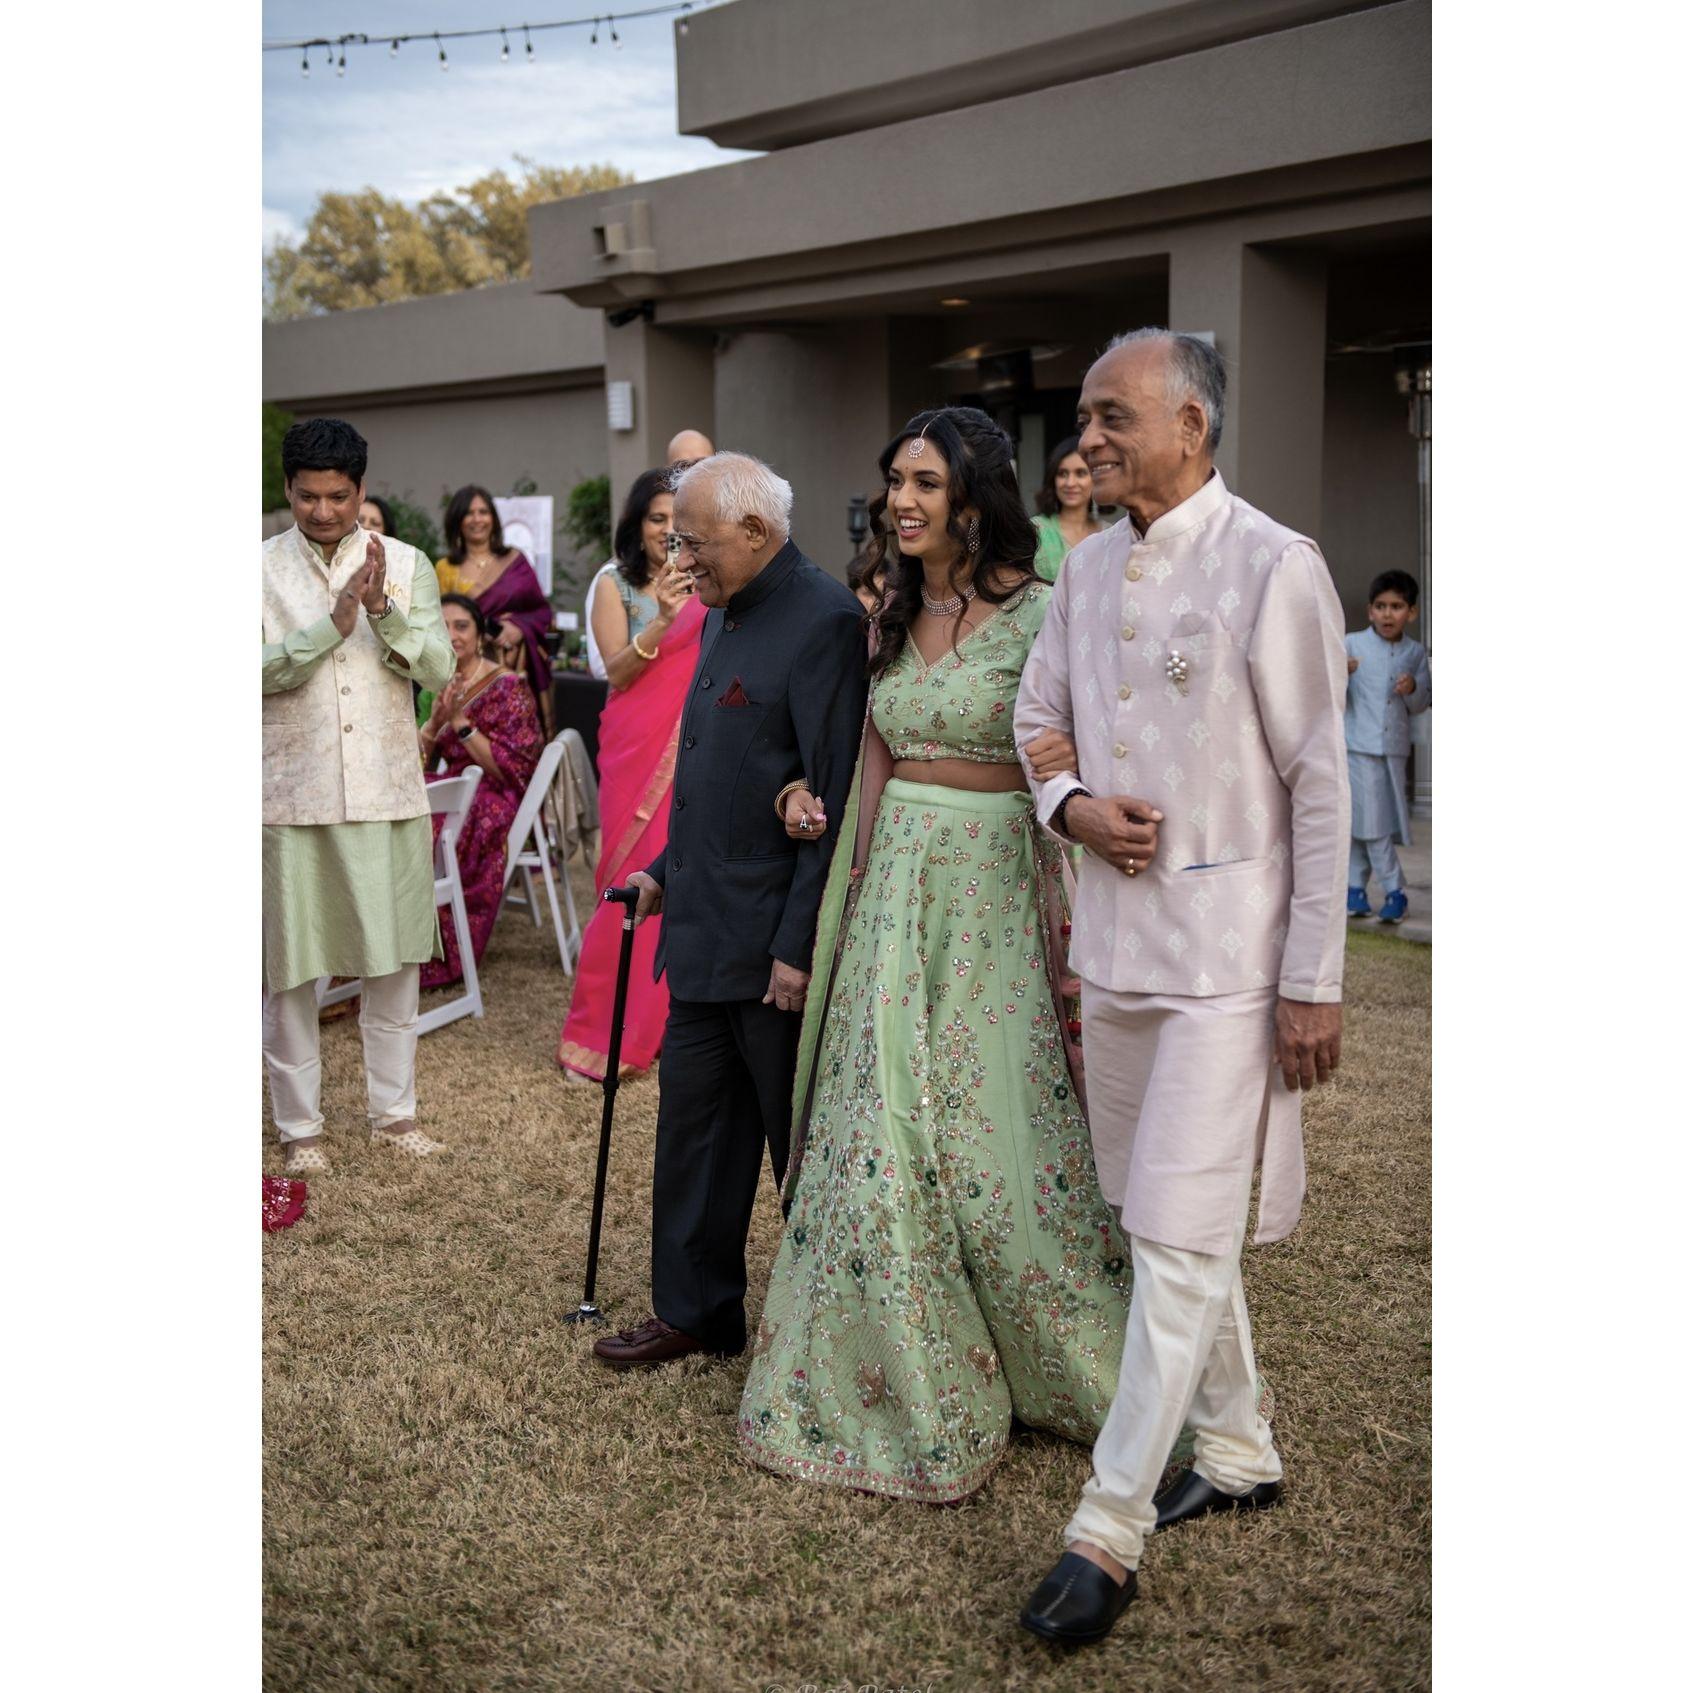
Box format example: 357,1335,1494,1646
1013,329,1349,1646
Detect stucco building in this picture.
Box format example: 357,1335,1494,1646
264,0,1432,704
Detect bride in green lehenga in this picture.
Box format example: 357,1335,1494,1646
737,408,1164,1502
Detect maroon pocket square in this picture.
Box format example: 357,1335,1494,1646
716,677,753,707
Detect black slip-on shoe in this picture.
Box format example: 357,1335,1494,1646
1153,1467,1283,1531
1018,1552,1137,1646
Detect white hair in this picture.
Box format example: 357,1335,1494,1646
1103,327,1227,453
671,451,793,538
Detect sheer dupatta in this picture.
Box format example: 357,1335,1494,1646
782,688,1086,1210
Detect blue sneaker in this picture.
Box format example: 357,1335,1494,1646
1378,889,1408,924
1347,886,1372,918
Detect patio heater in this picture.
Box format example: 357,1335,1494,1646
847,493,869,554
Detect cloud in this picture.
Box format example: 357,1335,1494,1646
263,24,756,246
263,205,303,253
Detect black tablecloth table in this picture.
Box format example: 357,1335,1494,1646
553,671,609,775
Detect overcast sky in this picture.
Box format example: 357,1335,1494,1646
262,1,754,254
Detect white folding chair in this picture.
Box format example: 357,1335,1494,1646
417,768,485,1033
313,767,485,1033
498,731,582,973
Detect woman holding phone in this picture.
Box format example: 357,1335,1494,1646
558,467,704,1083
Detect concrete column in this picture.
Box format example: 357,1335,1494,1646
601,318,717,511
712,323,891,572
1168,231,1328,539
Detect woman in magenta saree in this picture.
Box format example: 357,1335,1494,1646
420,595,544,989
435,484,555,735
559,467,704,1081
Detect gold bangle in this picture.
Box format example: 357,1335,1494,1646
630,633,657,661
774,780,808,821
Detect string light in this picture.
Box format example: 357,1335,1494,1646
266,6,700,74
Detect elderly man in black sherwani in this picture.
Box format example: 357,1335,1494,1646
593,453,868,1368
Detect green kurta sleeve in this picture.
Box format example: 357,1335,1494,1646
262,614,345,695
372,552,454,690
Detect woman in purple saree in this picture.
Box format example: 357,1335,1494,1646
435,484,555,737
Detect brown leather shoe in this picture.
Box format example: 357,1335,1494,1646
591,1314,709,1368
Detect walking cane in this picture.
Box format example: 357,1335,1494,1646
563,882,642,1325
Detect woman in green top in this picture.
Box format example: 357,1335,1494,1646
737,407,1169,1504
1031,433,1107,581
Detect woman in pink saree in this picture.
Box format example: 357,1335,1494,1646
558,468,704,1082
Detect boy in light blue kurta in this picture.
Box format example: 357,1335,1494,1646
1344,570,1431,922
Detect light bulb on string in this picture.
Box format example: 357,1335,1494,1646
324,43,334,70
524,24,535,61
590,18,599,46
300,48,310,77
678,4,692,35
389,38,400,57
500,28,510,62
610,18,621,49
437,32,449,70
337,48,346,77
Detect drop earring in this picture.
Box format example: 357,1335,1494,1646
966,516,980,554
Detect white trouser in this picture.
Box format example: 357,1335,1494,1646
1065,1197,1282,1571
262,968,420,1143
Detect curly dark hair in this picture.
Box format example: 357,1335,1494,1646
612,466,675,590
443,485,507,565
866,407,1039,678
282,417,367,487
1034,434,1091,517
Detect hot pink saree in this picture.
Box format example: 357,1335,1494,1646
557,594,706,1079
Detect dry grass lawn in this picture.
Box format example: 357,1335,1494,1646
264,861,1430,1693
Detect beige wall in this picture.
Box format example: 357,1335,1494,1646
679,0,1383,150
1320,353,1422,627
263,282,611,593
712,323,893,570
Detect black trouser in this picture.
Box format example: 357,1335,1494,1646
650,996,801,1354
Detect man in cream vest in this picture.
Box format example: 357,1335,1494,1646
262,419,454,1175
1014,331,1349,1645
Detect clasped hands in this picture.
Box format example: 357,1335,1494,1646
625,870,810,1013
331,536,389,637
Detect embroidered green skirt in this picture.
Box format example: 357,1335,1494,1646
738,779,1143,1501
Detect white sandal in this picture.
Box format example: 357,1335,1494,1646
284,1142,330,1175
371,1126,445,1158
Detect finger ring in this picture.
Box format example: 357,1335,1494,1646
798,816,812,832
1127,863,1138,876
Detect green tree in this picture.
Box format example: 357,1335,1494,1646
382,493,444,562
564,476,613,569
265,157,632,319
263,403,295,509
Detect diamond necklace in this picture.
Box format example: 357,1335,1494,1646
920,580,978,617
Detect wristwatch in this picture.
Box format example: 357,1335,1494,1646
1053,787,1091,838
455,722,476,742
367,595,396,621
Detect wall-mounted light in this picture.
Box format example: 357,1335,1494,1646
607,381,636,432
939,297,970,308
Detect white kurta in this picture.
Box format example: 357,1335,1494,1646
1014,472,1349,1248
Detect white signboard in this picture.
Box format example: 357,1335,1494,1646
494,495,555,598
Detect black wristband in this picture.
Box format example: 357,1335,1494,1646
456,722,476,742
1054,787,1091,837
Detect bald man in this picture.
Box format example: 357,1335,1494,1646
666,428,715,464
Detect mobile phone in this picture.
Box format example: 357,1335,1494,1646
666,531,694,592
